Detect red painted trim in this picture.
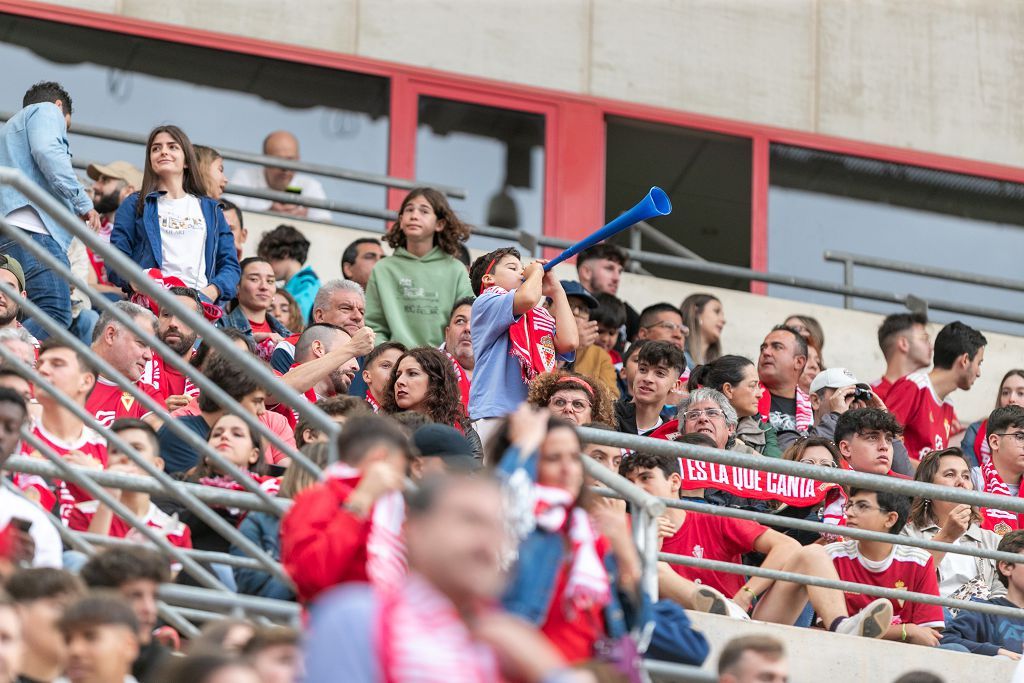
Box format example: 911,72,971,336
750,135,769,295
386,74,417,214
549,101,605,257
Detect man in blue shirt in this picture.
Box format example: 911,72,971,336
0,81,99,340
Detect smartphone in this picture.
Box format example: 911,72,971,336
285,186,303,195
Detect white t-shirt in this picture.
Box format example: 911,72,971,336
0,486,63,567
5,205,48,235
225,166,332,222
157,194,208,289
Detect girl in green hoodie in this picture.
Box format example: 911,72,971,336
365,187,474,347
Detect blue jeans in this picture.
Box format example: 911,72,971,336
71,308,99,345
0,229,71,340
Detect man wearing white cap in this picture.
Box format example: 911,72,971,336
86,161,143,294
809,367,913,476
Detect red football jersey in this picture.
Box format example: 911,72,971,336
86,376,159,429
825,540,944,629
870,376,894,403
661,511,767,596
885,371,957,461
267,365,319,430
17,421,108,521
141,354,198,404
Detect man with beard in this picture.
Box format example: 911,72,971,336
85,160,142,295
145,286,202,411
87,301,161,429
439,296,473,410
0,254,26,333
269,323,374,429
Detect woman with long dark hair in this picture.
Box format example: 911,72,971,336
110,125,240,303
680,293,724,368
380,346,482,457
688,355,782,457
961,369,1024,468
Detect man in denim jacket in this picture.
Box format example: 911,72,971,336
0,81,99,340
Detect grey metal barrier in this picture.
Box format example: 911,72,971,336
643,660,717,683
825,249,1024,310
77,532,265,570
0,341,292,587
1,113,467,198
0,478,201,638
0,167,339,474
158,583,301,623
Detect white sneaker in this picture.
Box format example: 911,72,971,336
835,598,893,639
692,585,751,621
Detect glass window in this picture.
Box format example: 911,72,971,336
604,116,752,290
416,96,545,250
0,13,390,229
767,144,1024,334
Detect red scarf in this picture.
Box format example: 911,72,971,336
974,420,990,467
533,485,610,614
757,385,812,433
482,285,557,383
979,453,1024,535
365,390,381,413
325,462,407,590
442,349,472,410
379,573,498,683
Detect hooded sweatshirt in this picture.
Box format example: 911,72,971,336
285,265,320,324
940,596,1024,656
364,246,473,347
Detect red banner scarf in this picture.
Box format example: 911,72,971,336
482,285,557,383
324,462,407,590
979,453,1024,535
379,573,498,683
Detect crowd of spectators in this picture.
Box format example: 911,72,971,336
0,79,1018,682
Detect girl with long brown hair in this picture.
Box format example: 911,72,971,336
109,125,240,303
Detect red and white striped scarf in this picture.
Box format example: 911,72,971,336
379,573,498,683
757,385,813,433
482,285,557,383
979,453,1024,535
325,462,407,590
442,348,472,411
533,485,610,614
365,390,381,413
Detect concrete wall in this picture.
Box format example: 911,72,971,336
244,211,1021,425
46,0,1024,167
680,612,1013,682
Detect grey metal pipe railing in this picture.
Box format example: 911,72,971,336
0,275,284,514
7,113,466,198
158,583,301,622
592,486,1024,567
0,339,291,586
576,426,1024,515
644,661,716,683
76,532,265,570
0,478,202,638
0,168,337,476
659,551,1024,620
0,215,309,476
223,183,394,221
825,249,1024,294
634,221,706,261
20,426,229,591
6,456,286,514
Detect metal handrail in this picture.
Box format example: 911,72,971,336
77,532,266,570
2,112,467,198
222,183,395,222
0,167,340,472
157,583,301,621
643,660,716,683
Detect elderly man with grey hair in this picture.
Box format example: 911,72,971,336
87,300,159,428
677,387,754,455
270,278,365,374
0,326,36,367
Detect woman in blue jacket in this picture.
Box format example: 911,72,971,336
109,125,239,304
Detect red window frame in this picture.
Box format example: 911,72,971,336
8,0,1024,290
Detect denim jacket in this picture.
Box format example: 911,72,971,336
0,103,93,250
497,446,650,642
221,303,291,339
109,191,241,301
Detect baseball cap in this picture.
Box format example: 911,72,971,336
0,253,26,291
809,367,870,395
412,424,479,471
87,160,144,190
560,280,599,309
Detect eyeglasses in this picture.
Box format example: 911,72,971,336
798,458,837,468
843,501,885,514
683,408,725,422
644,320,689,335
550,397,591,413
994,432,1024,445
855,431,894,445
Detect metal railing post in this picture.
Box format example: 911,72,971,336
0,344,293,585
0,167,342,469
840,255,854,309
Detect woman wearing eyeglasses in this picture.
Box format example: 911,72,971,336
526,370,615,426
902,447,1001,600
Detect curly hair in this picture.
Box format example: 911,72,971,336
380,347,469,430
257,224,310,264
526,371,615,426
385,187,470,258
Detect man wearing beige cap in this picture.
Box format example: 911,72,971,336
86,160,142,293
0,253,26,330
